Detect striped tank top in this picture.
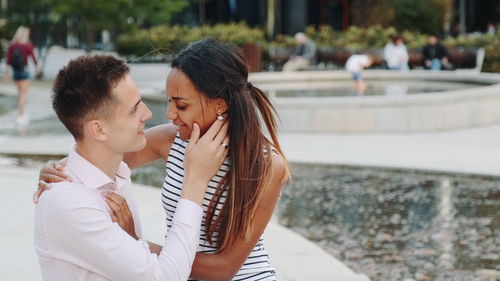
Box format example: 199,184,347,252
161,134,277,281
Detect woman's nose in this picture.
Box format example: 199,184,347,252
166,104,176,120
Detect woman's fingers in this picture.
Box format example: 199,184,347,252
40,160,72,183
38,179,52,190
219,136,230,151
106,196,126,224
32,190,42,204
33,180,52,204
105,192,137,238
109,212,118,223
188,123,200,144
53,161,66,171
40,173,68,184
105,193,132,220
202,114,226,141
213,121,229,146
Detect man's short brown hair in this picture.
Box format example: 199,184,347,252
52,55,129,140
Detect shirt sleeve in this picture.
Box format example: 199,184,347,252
47,189,202,281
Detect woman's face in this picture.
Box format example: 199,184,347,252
165,68,225,140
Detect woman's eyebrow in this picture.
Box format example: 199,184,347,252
170,96,187,101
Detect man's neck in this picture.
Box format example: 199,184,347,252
75,141,123,180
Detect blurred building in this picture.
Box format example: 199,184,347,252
177,0,500,36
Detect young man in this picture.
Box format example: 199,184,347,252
422,34,450,70
34,55,228,281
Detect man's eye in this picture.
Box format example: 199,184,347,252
177,106,186,110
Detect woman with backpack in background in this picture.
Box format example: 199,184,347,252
6,26,39,125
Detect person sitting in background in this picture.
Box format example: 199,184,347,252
345,54,373,96
383,35,409,70
282,32,317,71
422,34,450,71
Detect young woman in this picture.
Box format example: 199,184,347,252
38,39,290,280
6,26,40,125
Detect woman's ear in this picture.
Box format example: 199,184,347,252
215,98,228,114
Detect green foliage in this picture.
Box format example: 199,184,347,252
483,42,500,72
48,0,129,29
266,34,296,48
300,25,428,50
126,0,189,26
442,34,498,48
43,0,189,51
116,22,265,59
392,0,440,34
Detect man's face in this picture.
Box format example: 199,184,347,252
429,36,438,45
101,74,152,153
165,68,221,141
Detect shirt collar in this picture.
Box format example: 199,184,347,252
66,144,131,190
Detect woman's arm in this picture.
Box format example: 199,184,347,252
189,154,287,281
123,124,177,169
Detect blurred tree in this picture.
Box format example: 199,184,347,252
129,0,189,27
435,0,454,35
47,0,188,52
351,0,394,28
392,0,441,34
3,0,55,48
47,0,129,53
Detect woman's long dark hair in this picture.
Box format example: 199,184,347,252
171,39,290,252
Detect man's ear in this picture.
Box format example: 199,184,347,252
215,98,228,114
85,120,107,141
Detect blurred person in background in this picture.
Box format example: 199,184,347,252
282,32,317,71
346,54,373,96
422,34,450,71
383,35,409,70
6,26,41,125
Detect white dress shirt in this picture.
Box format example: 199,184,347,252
34,146,203,281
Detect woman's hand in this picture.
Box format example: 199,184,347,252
105,192,138,240
182,118,229,205
33,159,71,203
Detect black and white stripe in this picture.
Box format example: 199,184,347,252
161,135,277,281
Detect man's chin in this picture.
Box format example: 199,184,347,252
130,138,147,152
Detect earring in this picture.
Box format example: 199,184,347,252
217,110,224,121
